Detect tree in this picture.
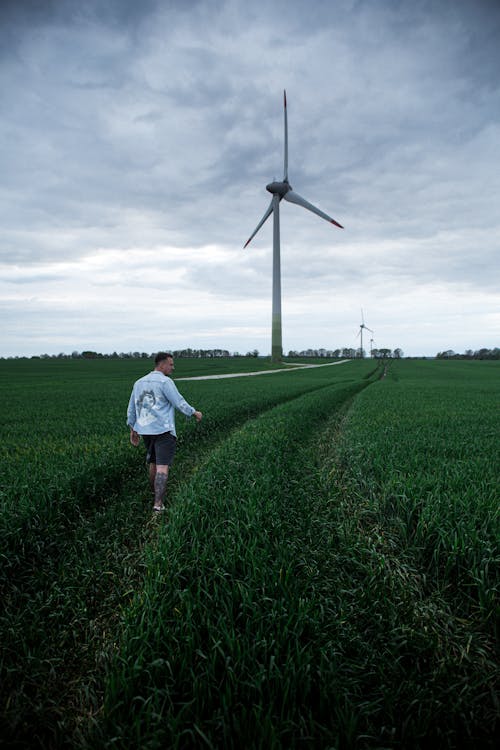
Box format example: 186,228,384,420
378,348,392,359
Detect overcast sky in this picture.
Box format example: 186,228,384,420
1,0,499,358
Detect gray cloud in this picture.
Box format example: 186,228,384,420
1,0,499,356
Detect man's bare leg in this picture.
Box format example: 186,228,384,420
153,465,169,511
149,462,156,492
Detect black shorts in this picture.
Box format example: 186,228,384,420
143,432,177,466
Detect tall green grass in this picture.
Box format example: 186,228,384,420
92,360,498,748
0,358,372,747
334,360,499,632
2,358,497,748
95,380,368,748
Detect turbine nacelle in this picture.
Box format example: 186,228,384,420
266,180,291,198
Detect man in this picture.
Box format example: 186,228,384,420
127,352,202,512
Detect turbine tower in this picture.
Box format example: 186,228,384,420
244,91,343,362
357,309,373,359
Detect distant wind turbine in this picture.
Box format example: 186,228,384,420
357,309,373,358
244,91,343,362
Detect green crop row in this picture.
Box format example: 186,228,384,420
93,379,367,749
90,360,498,749
2,358,496,748
332,359,499,631
0,358,371,540
0,358,375,748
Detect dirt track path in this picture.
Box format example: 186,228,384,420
176,360,351,381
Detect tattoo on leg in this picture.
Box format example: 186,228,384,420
154,472,168,506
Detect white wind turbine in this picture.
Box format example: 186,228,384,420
244,91,343,362
357,309,373,359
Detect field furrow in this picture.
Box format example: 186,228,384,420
90,381,373,748
1,357,497,749
0,359,374,748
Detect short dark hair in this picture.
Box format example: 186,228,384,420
154,351,173,365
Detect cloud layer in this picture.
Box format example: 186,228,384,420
1,0,499,356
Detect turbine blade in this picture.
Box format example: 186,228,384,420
283,90,288,182
284,190,343,228
243,199,274,248
365,327,374,333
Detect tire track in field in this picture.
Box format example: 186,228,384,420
76,377,373,746
89,378,372,747
0,368,361,748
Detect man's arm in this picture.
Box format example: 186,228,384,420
163,378,201,418
127,388,139,444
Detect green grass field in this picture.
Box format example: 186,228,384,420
0,357,498,749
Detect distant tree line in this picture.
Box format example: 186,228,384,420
436,348,499,360
287,348,403,359
4,346,499,362
2,347,413,361
5,349,261,360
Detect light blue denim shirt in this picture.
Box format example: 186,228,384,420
127,371,195,437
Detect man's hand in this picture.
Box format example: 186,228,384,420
193,411,203,422
130,429,140,446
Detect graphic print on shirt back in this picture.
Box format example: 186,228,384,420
137,389,157,427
